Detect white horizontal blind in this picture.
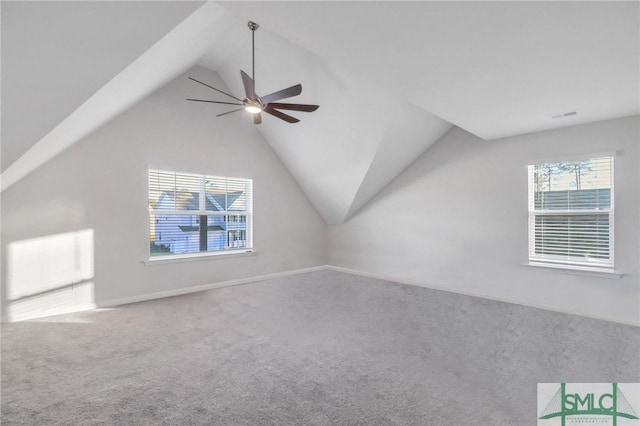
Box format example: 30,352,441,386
527,156,613,269
148,169,253,257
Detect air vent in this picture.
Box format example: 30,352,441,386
551,111,577,119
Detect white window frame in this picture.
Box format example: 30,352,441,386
527,156,614,272
148,169,253,261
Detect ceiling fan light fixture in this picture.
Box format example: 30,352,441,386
244,105,262,114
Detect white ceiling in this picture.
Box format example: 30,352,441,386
220,1,639,140
1,0,203,171
2,1,638,224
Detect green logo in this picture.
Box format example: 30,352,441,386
539,383,638,426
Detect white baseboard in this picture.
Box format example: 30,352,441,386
96,265,327,309
325,265,640,327
6,264,636,327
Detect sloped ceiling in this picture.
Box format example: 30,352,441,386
198,22,451,223
220,1,639,139
2,1,638,224
1,0,204,171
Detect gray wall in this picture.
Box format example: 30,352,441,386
328,116,640,325
2,66,638,327
1,66,327,316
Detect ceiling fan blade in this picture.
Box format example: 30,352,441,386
188,77,244,102
264,106,300,123
186,99,244,106
240,70,256,100
266,102,319,112
253,113,262,125
260,84,302,104
216,108,245,117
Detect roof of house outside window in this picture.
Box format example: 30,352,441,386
157,191,243,211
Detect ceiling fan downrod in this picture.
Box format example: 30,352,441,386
248,21,259,96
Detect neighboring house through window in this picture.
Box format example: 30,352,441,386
148,169,253,258
527,156,614,271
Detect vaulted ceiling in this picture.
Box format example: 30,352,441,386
1,1,204,171
2,1,638,224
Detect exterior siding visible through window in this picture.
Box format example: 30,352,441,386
148,169,253,258
527,156,614,270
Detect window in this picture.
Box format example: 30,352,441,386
527,156,614,270
148,169,253,258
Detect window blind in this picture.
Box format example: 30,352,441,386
148,169,253,258
528,156,613,269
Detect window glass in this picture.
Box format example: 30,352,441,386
149,169,253,258
528,157,613,269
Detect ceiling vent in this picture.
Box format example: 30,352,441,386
551,111,577,119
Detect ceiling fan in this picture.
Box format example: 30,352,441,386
187,21,319,124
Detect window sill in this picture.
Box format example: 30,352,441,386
142,249,255,266
526,261,623,279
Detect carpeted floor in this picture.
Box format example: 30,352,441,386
1,270,639,425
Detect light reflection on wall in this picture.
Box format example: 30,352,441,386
7,229,95,322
